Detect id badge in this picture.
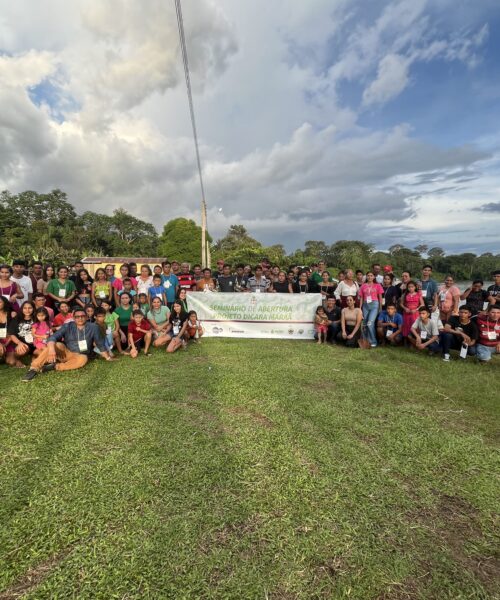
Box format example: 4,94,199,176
99,291,106,298
25,333,34,344
460,344,468,359
58,288,66,298
255,288,261,294
164,281,171,289
439,292,446,302
78,339,88,352
0,326,7,338
173,325,180,336
156,293,162,299
2,294,9,300
381,298,385,306
386,329,392,338
487,331,496,340
420,330,428,340
421,289,427,298
106,327,112,335
483,301,489,311
366,295,372,303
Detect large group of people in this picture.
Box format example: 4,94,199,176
0,258,498,382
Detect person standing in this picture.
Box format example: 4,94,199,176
460,280,490,316
437,276,461,322
270,271,293,293
217,264,238,292
11,260,33,304
487,270,500,306
29,261,44,291
418,265,439,314
196,268,217,292
0,264,23,311
335,270,359,308
359,271,384,347
46,266,76,310
247,266,270,293
161,261,179,308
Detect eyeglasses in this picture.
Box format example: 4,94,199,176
74,315,86,319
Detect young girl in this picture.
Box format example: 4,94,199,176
94,307,114,358
166,301,188,353
99,301,117,356
92,268,112,307
85,305,95,322
315,305,329,344
0,297,12,361
75,268,93,308
186,310,204,343
176,288,189,313
32,307,52,354
400,280,424,338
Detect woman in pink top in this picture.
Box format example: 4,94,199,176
358,271,384,347
400,280,424,337
438,276,461,322
0,264,23,312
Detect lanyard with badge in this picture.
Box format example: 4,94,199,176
0,319,7,338
77,326,88,352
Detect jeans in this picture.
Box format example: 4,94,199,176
362,301,379,346
472,344,498,362
440,332,468,355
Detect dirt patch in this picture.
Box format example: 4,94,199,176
228,406,275,429
0,550,70,599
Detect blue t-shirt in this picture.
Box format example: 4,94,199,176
149,285,166,303
377,311,403,330
161,274,179,303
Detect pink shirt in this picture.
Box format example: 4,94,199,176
438,285,460,311
112,277,137,291
359,282,383,302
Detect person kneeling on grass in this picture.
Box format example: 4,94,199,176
22,307,113,381
377,304,403,345
472,305,500,364
128,310,152,358
440,305,478,362
409,306,441,355
186,310,204,343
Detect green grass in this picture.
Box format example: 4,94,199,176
0,340,499,599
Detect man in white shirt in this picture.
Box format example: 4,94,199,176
11,260,33,303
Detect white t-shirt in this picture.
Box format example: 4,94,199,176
10,275,33,303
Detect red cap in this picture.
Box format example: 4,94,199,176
383,265,393,273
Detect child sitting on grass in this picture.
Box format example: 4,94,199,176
186,310,204,343
409,306,441,355
53,301,73,330
128,309,152,358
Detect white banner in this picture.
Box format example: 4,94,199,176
186,292,322,339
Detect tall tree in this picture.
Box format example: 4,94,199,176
158,218,210,265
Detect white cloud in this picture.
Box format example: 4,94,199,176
0,0,497,253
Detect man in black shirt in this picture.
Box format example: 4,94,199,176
440,305,479,361
217,264,237,292
324,296,341,343
487,270,500,306
460,280,489,315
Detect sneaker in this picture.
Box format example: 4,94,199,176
442,354,450,362
22,369,38,382
370,344,377,348
41,362,56,373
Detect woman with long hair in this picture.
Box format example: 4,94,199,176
0,264,23,312
75,268,94,308
6,300,35,367
91,268,112,307
166,300,188,353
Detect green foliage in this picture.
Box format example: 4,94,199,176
213,226,287,267
158,218,211,265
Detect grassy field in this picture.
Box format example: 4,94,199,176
0,340,499,600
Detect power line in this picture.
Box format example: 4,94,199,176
174,0,207,208
174,0,209,267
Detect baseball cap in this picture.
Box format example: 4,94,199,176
383,265,393,273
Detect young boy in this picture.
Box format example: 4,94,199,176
127,309,152,358
52,301,73,330
148,275,167,306
377,304,403,345
115,278,137,306
94,307,114,358
441,305,479,361
137,293,150,316
409,306,441,354
99,300,119,355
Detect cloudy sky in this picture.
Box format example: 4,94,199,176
1,0,499,253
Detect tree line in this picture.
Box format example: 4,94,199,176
0,189,497,280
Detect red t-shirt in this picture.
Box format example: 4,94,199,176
128,319,151,342
177,273,195,290
476,314,500,347
53,313,73,327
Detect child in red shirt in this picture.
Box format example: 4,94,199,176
127,309,152,358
